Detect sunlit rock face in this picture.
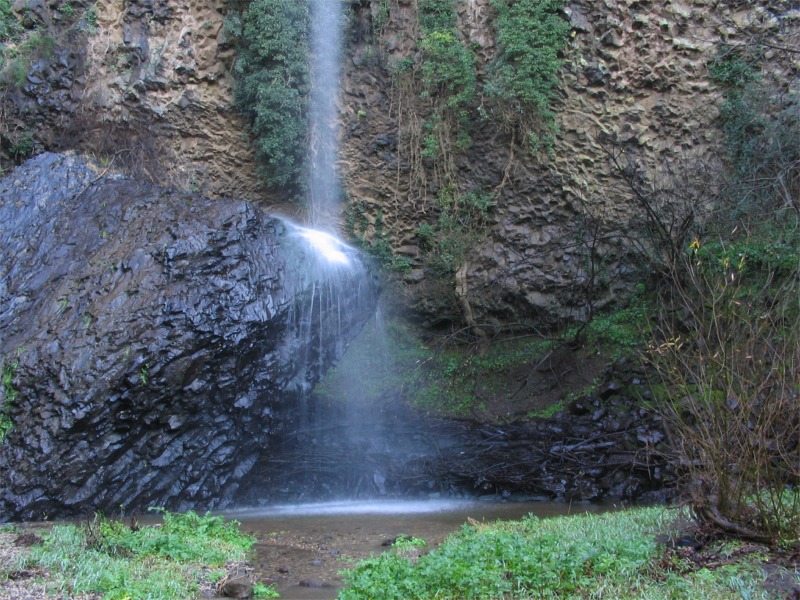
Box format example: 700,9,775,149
0,153,378,521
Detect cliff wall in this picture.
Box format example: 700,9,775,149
2,0,797,328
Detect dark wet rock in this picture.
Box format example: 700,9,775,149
299,579,333,588
0,153,377,521
385,361,676,503
220,578,253,599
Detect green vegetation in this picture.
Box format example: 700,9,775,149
57,1,75,19
19,509,273,599
227,0,311,194
412,336,555,417
638,41,800,543
0,359,18,442
346,202,413,273
0,0,21,43
0,30,55,88
416,185,494,277
340,506,773,599
313,314,570,420
486,0,569,151
417,0,476,163
253,581,281,599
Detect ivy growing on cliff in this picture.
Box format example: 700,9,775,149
227,0,311,194
415,0,476,172
486,0,569,151
0,0,22,43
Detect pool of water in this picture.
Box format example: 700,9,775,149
225,499,620,599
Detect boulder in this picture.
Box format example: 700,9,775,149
0,152,377,521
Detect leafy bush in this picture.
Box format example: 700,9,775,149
229,0,311,193
419,30,475,113
339,506,768,599
485,0,569,151
27,510,256,599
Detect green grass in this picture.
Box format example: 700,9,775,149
339,506,773,599
21,509,273,600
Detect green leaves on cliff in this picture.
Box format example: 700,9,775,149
228,0,310,193
486,0,569,150
0,0,22,43
0,359,17,443
414,0,477,165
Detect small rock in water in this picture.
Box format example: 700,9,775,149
220,577,253,599
299,579,333,588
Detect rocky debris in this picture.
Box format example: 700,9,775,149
0,153,378,521
389,359,675,503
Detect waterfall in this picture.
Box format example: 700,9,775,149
308,0,344,228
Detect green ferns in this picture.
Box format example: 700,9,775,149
229,0,311,193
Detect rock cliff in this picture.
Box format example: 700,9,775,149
1,0,797,327
0,152,377,520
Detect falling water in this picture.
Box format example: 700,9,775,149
308,0,344,227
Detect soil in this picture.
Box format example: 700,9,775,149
472,345,608,422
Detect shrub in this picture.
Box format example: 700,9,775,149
650,232,800,543
485,0,569,151
229,0,311,193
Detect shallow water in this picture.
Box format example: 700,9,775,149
226,499,621,599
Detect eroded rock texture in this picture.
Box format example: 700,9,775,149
0,153,377,521
2,0,797,329
339,0,799,327
1,0,266,201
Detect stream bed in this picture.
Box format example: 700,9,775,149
226,499,621,599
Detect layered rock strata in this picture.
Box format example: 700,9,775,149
0,152,377,520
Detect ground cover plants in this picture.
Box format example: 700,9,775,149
7,509,278,599
339,505,780,599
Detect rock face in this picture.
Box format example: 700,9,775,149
338,0,799,327
0,153,377,521
1,0,268,202
2,1,797,327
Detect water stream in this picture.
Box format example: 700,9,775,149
308,0,344,228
